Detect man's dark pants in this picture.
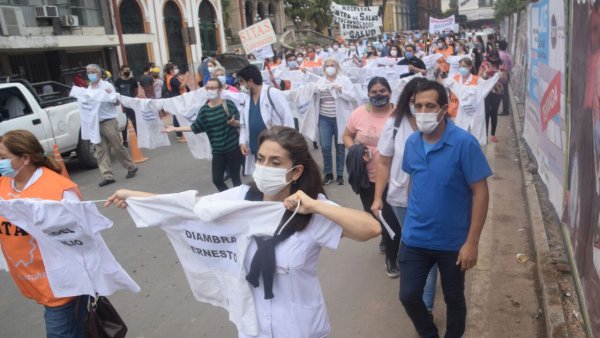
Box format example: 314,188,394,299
398,242,466,338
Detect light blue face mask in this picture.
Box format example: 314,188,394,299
87,73,98,82
217,75,227,85
0,158,23,178
459,67,470,77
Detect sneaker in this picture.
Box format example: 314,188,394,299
336,176,344,185
385,258,400,278
323,174,334,185
98,178,115,187
126,167,138,179
379,238,386,254
491,135,498,143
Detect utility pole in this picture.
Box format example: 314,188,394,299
111,0,128,64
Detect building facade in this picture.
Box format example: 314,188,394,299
0,0,227,84
440,0,494,27
416,0,442,30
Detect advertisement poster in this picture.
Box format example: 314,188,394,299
567,0,600,334
523,0,567,215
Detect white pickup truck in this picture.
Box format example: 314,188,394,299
0,80,126,168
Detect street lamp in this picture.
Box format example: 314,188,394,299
294,16,302,26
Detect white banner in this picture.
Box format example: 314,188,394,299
252,44,274,60
331,1,382,39
429,16,456,34
239,19,277,53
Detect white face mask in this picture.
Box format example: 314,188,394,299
173,69,180,75
206,90,219,100
207,66,215,74
325,66,337,76
415,109,443,134
390,50,398,57
252,164,297,196
296,57,304,63
240,84,249,94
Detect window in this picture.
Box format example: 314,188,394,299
478,0,493,7
0,88,33,122
69,0,101,26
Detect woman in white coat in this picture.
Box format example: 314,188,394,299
237,65,295,175
301,58,357,185
439,58,500,145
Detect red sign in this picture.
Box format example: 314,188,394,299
540,72,561,131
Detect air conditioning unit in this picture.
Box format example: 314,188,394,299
35,5,59,18
61,15,79,27
0,6,26,36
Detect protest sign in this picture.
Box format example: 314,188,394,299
238,19,276,53
330,1,382,39
252,44,274,60
429,16,456,34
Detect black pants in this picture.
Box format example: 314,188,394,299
121,107,137,142
485,93,502,136
501,74,511,115
212,147,243,192
358,182,401,262
173,115,182,137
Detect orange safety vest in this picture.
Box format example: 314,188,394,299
0,167,80,307
448,73,479,118
302,59,323,68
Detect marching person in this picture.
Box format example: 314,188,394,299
114,64,139,148
497,40,514,115
163,79,243,192
398,44,427,78
343,77,401,277
399,80,492,338
164,62,190,143
212,66,239,93
478,50,507,143
86,64,138,187
106,126,381,338
0,130,89,337
237,65,295,175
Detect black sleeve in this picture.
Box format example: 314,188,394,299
414,59,426,70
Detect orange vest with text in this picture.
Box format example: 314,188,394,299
0,167,80,307
448,73,479,118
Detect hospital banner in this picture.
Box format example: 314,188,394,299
330,2,382,39
523,0,566,215
428,16,455,34
566,0,600,335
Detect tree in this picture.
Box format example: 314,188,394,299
494,0,526,21
443,0,458,17
285,0,355,32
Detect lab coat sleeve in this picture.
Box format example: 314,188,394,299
239,97,250,145
271,88,295,128
476,72,501,102
337,76,357,102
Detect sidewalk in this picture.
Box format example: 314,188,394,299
463,114,545,337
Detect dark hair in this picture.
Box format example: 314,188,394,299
252,126,325,231
405,44,416,52
206,78,222,89
285,53,296,61
163,63,175,76
367,76,391,93
413,80,449,108
237,65,263,85
487,50,502,66
119,64,130,71
498,40,508,51
143,62,155,72
459,57,474,69
0,130,62,174
394,77,428,124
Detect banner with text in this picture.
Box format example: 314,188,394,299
239,19,277,53
330,2,382,39
428,16,456,34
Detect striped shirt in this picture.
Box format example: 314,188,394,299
319,89,337,118
191,100,240,154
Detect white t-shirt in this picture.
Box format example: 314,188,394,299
377,116,414,207
126,186,343,338
0,199,141,297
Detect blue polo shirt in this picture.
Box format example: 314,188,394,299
402,120,492,251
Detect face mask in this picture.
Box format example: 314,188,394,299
217,75,227,85
390,50,398,57
87,73,98,82
240,84,249,94
174,69,180,75
296,57,304,63
207,66,214,74
315,49,321,53
370,94,390,108
437,43,444,49
287,61,298,69
123,71,131,77
325,66,337,76
350,46,356,51
416,110,443,134
459,67,470,77
0,158,24,178
405,51,414,59
333,46,339,50
252,164,297,196
206,90,219,100
409,104,417,115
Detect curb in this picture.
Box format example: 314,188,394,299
509,92,568,337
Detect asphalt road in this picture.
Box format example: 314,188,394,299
0,134,423,338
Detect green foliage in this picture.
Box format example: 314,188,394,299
221,0,231,26
443,0,458,16
285,0,355,32
494,0,527,21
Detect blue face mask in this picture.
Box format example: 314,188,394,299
87,73,98,82
287,61,298,69
459,67,470,77
0,158,23,178
217,75,227,85
405,51,414,59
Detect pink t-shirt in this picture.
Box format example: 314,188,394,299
346,105,394,182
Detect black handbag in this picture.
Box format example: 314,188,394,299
84,295,128,338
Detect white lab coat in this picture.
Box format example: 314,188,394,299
443,73,500,145
238,86,295,175
300,74,358,144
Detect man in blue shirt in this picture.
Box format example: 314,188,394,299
400,80,492,338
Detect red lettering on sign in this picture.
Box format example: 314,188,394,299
540,72,561,131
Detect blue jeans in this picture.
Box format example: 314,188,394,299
398,242,466,338
44,295,89,338
392,207,438,311
318,115,345,177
